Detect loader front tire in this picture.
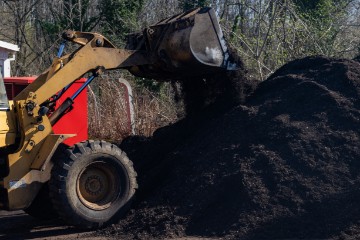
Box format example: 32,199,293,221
49,140,137,229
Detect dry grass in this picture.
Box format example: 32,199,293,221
88,74,182,143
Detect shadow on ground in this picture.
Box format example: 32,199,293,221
0,211,89,240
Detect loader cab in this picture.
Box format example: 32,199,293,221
0,73,9,111
0,71,16,151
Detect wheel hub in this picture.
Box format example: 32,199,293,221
85,175,103,196
77,161,120,210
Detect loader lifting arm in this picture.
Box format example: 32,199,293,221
10,6,233,155
16,6,233,106
15,31,152,105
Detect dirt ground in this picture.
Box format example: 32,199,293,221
0,210,102,240
0,211,217,239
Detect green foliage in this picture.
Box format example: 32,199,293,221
179,0,210,11
293,0,352,55
40,21,62,36
40,0,100,36
40,0,144,45
294,0,350,26
100,0,144,41
61,0,98,30
230,15,240,40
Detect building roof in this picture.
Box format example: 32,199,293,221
0,40,19,52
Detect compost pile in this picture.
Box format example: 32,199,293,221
101,56,360,239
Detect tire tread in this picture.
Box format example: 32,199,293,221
49,140,137,229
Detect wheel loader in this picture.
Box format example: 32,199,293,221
0,7,235,229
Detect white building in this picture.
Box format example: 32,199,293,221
0,41,19,77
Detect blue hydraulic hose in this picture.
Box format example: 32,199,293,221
71,75,96,100
57,42,66,58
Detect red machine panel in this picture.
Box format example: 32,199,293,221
4,77,34,100
4,77,88,146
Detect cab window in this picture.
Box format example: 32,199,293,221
0,73,9,111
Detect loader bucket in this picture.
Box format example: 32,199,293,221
126,7,235,80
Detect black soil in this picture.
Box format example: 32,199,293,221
101,56,360,239
180,45,252,116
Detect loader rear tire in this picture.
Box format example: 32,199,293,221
49,140,137,229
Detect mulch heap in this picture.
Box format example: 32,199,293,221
100,56,360,239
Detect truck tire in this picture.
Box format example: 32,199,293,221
24,183,58,220
49,140,137,229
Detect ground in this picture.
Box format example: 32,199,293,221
0,211,217,239
0,211,100,240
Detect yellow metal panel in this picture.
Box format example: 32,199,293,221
31,134,75,170
0,104,17,148
0,132,16,147
3,99,54,210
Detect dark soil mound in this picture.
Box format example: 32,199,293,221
101,56,360,239
180,46,253,116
